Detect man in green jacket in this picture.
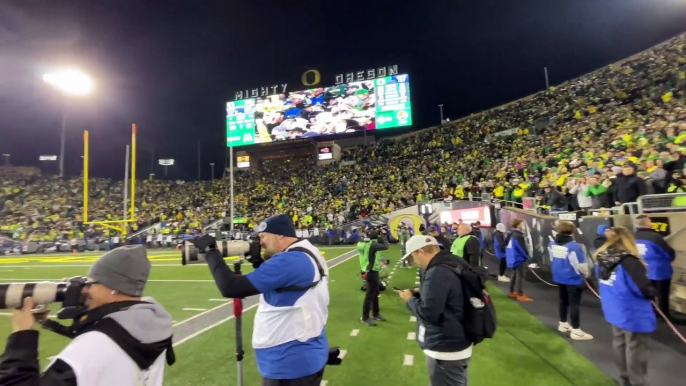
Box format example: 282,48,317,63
450,223,482,267
357,229,389,326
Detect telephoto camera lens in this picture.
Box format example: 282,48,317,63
0,282,69,309
182,240,254,265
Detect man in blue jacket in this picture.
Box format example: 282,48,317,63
395,235,472,386
506,219,533,302
194,214,330,385
634,215,676,318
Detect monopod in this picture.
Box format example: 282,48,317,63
233,260,245,386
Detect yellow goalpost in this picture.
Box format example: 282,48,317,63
82,124,137,235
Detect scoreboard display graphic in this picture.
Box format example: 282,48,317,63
227,74,412,147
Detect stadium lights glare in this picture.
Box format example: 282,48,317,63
43,69,94,96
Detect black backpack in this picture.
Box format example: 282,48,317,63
437,260,497,345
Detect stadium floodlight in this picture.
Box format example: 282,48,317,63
159,159,174,177
43,68,94,177
43,69,94,97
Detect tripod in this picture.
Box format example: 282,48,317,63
233,261,245,386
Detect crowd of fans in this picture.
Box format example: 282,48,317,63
2,33,686,245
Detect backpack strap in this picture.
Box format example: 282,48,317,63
275,246,327,292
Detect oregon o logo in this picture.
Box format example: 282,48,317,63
302,69,321,86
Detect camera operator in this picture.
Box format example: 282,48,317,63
357,228,389,327
192,214,329,386
0,245,175,385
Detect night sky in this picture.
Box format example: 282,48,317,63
2,0,686,180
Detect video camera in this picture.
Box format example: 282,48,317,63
0,277,88,319
181,237,262,265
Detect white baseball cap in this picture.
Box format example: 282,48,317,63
402,235,440,260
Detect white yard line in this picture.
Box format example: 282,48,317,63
350,329,360,337
407,332,416,340
403,355,414,366
172,303,258,347
182,308,207,312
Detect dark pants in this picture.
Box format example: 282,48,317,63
612,326,650,386
499,258,507,276
558,284,584,329
426,356,470,386
362,270,380,319
509,265,526,295
262,368,325,386
651,279,671,319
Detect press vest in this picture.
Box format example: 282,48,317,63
357,241,381,271
51,331,166,386
451,235,475,259
252,240,329,379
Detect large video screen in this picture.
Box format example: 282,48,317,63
227,74,412,147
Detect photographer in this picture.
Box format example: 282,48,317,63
0,245,175,385
192,214,329,386
357,228,389,327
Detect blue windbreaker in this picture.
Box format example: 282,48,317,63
634,228,676,281
506,230,528,268
597,251,656,333
549,235,585,286
493,231,507,260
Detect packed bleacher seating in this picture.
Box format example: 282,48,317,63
2,33,686,246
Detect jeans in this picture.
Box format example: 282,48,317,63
558,284,584,328
612,326,650,386
426,356,470,386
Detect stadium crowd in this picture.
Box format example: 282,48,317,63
2,34,686,245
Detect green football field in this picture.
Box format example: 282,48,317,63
0,245,614,385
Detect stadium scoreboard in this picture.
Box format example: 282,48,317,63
227,74,412,147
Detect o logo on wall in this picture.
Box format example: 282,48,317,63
302,69,321,86
388,214,424,240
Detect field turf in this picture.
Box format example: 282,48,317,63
0,245,613,385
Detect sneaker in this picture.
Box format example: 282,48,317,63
508,292,518,299
498,275,511,283
516,294,533,302
372,314,387,322
558,322,572,333
571,329,594,340
360,318,377,327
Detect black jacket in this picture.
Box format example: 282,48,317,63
612,174,647,204
406,251,472,353
456,234,482,267
433,234,451,251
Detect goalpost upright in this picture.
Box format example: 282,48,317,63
83,124,137,235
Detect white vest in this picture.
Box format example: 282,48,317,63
252,241,329,349
51,331,166,386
